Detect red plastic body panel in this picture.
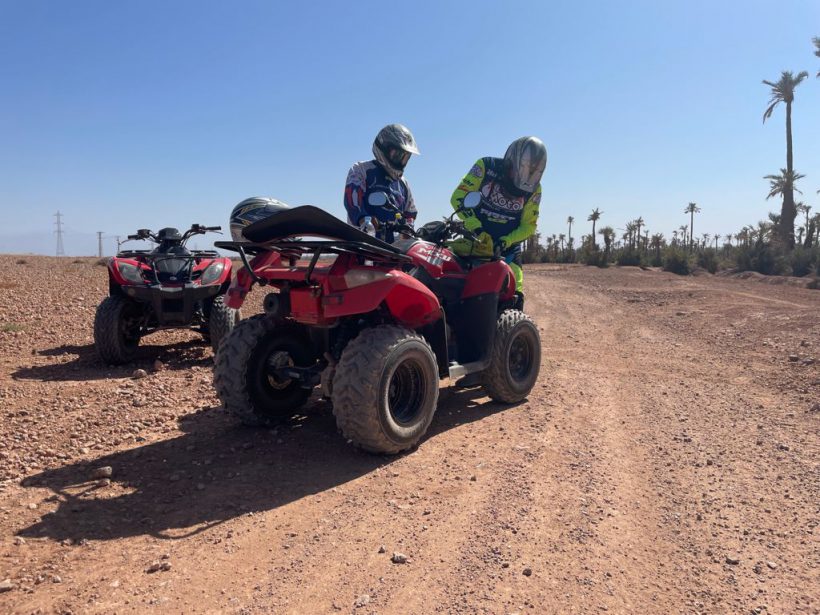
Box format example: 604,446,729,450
462,260,516,301
404,241,464,279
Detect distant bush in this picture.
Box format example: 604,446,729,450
615,249,642,267
582,249,608,267
15,259,27,265
733,243,787,276
789,247,815,277
1,323,24,333
662,248,690,275
696,249,719,274
95,258,108,267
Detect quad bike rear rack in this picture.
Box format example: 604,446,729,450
215,239,411,285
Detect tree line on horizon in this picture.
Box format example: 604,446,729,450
524,37,820,282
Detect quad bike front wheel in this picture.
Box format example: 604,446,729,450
94,295,144,365
207,295,240,352
332,326,439,454
480,310,541,403
214,315,314,427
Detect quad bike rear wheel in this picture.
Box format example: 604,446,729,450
94,295,144,365
214,315,314,426
207,295,240,352
480,310,541,403
332,326,439,454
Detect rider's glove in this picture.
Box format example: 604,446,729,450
473,232,495,257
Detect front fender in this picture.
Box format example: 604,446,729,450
323,271,442,329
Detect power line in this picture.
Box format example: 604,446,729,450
54,211,65,256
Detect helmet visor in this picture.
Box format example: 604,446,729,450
511,149,545,192
387,148,411,170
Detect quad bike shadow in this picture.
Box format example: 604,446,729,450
17,388,519,544
11,338,213,382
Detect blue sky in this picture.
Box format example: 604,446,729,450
1,0,819,255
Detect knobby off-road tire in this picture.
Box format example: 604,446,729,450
94,295,142,365
214,315,313,427
481,310,541,403
332,326,439,455
208,295,240,353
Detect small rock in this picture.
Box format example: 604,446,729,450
133,368,148,379
110,579,120,588
378,545,386,554
354,594,370,608
196,483,205,491
725,556,740,565
469,475,477,482
27,503,38,510
51,575,62,584
146,561,172,573
91,466,113,479
14,537,25,545
79,447,90,455
523,568,533,576
675,311,687,316
391,552,407,564
98,478,111,487
0,579,14,592
153,360,164,371
766,561,777,570
788,355,799,362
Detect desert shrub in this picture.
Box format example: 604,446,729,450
789,247,815,277
662,247,691,275
95,258,108,266
580,248,608,267
1,323,24,333
733,243,787,276
15,259,27,265
615,249,642,267
696,249,718,274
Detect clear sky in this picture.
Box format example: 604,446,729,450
2,0,819,255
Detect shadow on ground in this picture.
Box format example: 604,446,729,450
12,340,212,382
18,386,517,542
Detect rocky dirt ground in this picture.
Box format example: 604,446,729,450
0,255,818,614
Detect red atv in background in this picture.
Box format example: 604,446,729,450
94,224,239,364
214,193,541,454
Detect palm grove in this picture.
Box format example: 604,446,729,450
522,38,820,279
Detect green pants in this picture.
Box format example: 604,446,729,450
509,261,523,293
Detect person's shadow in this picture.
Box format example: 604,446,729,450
18,387,519,543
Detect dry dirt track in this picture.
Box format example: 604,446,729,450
0,256,818,615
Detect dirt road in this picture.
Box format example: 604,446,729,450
1,257,818,614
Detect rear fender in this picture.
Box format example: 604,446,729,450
322,271,442,329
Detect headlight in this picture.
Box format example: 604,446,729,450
343,269,392,289
117,262,145,284
200,261,226,286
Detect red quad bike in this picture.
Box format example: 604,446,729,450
214,192,541,454
94,224,239,364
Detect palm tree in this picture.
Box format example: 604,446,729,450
598,226,614,256
797,202,812,233
650,233,664,261
567,216,574,247
763,70,809,247
713,233,721,250
634,217,644,250
558,233,566,254
684,203,700,251
587,208,602,249
765,169,805,217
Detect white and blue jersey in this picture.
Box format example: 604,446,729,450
344,160,416,243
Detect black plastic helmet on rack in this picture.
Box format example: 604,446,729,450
372,124,420,180
229,197,291,242
503,136,547,195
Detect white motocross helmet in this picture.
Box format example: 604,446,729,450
229,197,290,242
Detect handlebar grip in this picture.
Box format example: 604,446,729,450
127,234,138,240
206,226,221,231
